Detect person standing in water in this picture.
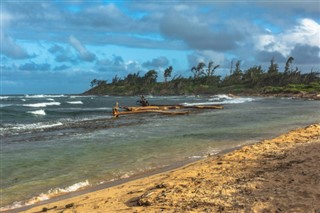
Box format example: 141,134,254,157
140,95,149,106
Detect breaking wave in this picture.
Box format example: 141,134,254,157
67,101,83,105
182,94,254,106
1,122,64,134
27,109,46,116
23,102,61,107
208,94,233,101
25,94,65,98
0,180,89,211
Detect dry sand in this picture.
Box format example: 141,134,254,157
22,123,320,213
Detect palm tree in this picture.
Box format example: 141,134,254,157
164,66,173,83
206,61,220,77
285,56,294,73
191,62,206,79
267,57,279,75
144,70,158,85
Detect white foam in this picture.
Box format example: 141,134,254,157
0,180,89,211
67,101,83,105
46,98,55,101
70,95,86,98
0,96,9,99
182,97,254,106
23,102,61,107
28,109,46,116
25,94,65,98
48,180,89,194
1,122,63,133
208,94,233,101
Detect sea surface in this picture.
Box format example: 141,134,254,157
1,94,319,211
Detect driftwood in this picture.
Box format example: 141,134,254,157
183,105,224,109
113,109,189,117
112,103,223,118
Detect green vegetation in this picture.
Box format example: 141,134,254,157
84,57,320,97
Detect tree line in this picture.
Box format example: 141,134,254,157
87,56,320,96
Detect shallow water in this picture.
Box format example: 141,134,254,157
1,95,319,210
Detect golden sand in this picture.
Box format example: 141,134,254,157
23,123,320,213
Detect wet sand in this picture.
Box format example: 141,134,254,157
22,123,320,212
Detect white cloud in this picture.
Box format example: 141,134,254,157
69,35,96,62
1,32,31,59
1,11,14,28
255,18,320,56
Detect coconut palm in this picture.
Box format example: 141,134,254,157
164,66,173,83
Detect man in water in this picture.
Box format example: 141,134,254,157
139,95,149,106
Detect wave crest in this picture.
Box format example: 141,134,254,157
67,101,83,105
27,109,46,116
25,94,65,98
182,94,254,106
0,180,89,211
23,102,61,107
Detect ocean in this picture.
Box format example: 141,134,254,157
1,94,319,211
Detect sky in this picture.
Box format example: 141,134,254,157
1,0,320,95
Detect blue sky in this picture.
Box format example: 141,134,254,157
1,0,319,94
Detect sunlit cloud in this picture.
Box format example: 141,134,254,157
255,18,320,57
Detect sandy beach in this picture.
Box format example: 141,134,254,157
20,123,320,213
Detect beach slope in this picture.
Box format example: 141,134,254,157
23,123,320,212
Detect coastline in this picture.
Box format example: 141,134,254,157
18,123,320,212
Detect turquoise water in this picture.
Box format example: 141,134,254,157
1,95,319,210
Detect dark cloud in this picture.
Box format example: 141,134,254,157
53,65,70,71
160,13,244,51
142,56,169,69
113,55,125,66
48,44,64,54
95,55,141,77
256,50,286,63
186,50,226,70
98,34,186,50
254,1,320,14
48,44,76,63
96,55,125,72
68,4,133,31
19,62,51,71
290,44,320,64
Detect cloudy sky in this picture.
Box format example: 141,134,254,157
1,0,319,94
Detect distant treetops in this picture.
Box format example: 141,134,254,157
88,56,319,96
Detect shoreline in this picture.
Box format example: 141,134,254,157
17,122,320,212
4,143,246,213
